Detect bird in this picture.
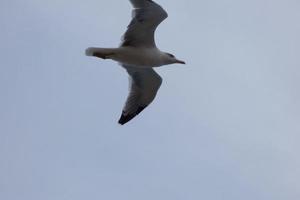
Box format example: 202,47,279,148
85,0,185,125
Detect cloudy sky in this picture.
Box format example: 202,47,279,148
1,0,300,199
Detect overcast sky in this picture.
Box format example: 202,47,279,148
1,0,300,200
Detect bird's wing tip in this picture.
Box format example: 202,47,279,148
118,106,147,125
118,114,133,125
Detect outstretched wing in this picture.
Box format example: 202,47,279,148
118,65,163,125
120,0,168,48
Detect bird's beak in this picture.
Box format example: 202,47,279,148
175,59,186,64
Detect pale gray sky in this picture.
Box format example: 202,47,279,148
1,0,300,200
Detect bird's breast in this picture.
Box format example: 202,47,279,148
112,47,163,67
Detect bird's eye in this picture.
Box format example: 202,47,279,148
166,53,175,58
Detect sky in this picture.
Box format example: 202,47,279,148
1,0,300,199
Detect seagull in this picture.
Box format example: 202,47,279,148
86,0,185,125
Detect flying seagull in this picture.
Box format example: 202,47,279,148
86,0,185,125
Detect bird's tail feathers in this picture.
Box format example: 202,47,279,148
85,47,116,59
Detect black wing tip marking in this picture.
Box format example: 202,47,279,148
118,106,147,125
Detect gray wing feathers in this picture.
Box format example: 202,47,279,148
121,0,168,47
118,66,162,124
129,0,155,8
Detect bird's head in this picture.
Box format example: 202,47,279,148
163,53,186,65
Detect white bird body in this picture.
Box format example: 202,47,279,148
86,47,168,68
86,0,185,125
